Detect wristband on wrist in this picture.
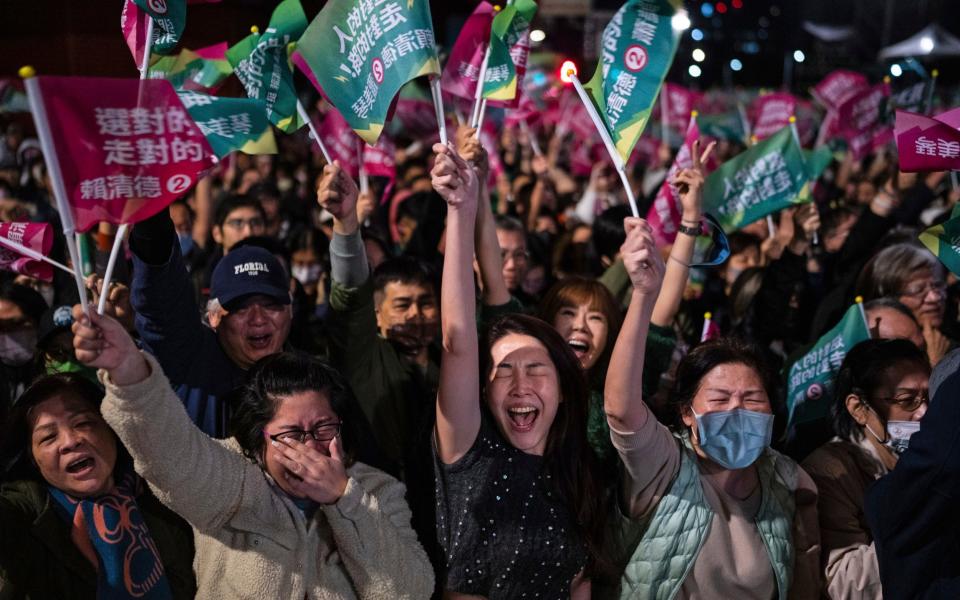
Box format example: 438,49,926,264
677,221,701,236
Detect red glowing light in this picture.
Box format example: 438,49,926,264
715,2,728,13
731,0,742,7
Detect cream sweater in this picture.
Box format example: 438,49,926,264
100,353,434,600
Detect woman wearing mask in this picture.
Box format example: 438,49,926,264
70,308,435,599
0,372,196,598
431,143,616,598
0,282,46,411
802,339,929,599
601,141,820,599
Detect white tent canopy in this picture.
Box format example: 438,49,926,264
879,24,960,60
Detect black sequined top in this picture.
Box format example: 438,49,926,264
433,416,589,598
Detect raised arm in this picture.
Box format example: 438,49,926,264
72,308,247,532
457,126,510,307
651,140,715,327
432,144,482,464
604,218,665,433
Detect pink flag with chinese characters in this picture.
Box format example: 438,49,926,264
837,83,892,160
0,222,54,282
811,70,869,111
440,2,495,102
647,117,717,246
661,83,703,132
34,76,215,233
895,110,960,172
319,108,361,180
751,92,798,141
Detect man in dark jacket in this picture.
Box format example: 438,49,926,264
130,211,291,438
865,360,960,598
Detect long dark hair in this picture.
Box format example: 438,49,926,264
831,338,929,441
480,314,615,577
229,352,360,467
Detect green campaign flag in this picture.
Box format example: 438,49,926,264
482,0,538,102
785,303,871,427
703,126,809,231
227,0,307,133
148,45,233,93
131,0,186,56
795,145,834,201
584,0,681,163
292,0,441,145
697,111,746,142
178,92,277,159
920,204,960,277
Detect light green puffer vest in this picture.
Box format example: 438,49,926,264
617,438,798,600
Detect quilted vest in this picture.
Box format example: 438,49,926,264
618,438,798,600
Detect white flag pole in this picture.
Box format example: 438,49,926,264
519,120,542,157
21,68,89,313
470,46,493,129
296,101,333,164
569,73,639,218
0,236,76,277
429,76,448,145
660,87,669,145
856,296,871,337
99,15,158,315
358,138,370,195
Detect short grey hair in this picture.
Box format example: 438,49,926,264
856,242,945,299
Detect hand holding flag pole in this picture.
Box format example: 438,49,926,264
20,66,89,314
296,101,333,164
429,77,448,145
566,65,640,218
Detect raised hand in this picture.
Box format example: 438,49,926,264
317,160,360,235
431,143,479,213
455,126,490,184
673,139,716,224
71,305,149,386
271,435,348,504
621,217,665,296
84,273,135,332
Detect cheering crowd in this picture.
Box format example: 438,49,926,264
3,8,960,600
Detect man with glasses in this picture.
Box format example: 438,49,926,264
129,200,288,438
495,215,535,307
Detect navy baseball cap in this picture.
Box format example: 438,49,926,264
211,246,291,309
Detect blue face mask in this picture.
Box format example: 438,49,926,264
177,232,195,256
692,408,774,470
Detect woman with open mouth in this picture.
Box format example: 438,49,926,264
430,143,627,598
0,372,196,599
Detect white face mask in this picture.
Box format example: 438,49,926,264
292,264,322,286
0,329,37,366
865,404,921,456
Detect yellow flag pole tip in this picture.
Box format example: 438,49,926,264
493,4,502,10
704,312,712,320
250,25,259,34
18,65,36,79
690,110,699,118
883,76,891,83
788,115,797,123
855,296,864,304
750,135,758,144
933,69,940,77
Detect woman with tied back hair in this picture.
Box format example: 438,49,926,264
69,307,434,599
0,372,196,599
856,242,951,365
803,339,930,599
430,142,617,598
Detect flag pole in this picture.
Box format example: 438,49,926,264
296,101,333,164
925,69,939,115
569,72,639,218
0,236,76,277
428,76,448,145
520,120,542,157
855,295,871,337
788,114,818,245
660,87,669,145
20,67,89,314
700,312,713,342
357,138,370,195
470,44,492,128
99,15,158,315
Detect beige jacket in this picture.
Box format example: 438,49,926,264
100,353,434,600
802,437,889,600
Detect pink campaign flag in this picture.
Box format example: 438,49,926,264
660,83,704,133
751,92,798,141
895,110,960,172
34,76,215,232
933,107,960,129
440,2,495,102
811,70,869,111
647,117,716,246
838,83,892,160
0,222,54,282
362,136,398,204
319,108,361,180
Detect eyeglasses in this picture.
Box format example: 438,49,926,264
871,390,929,412
224,217,265,231
266,422,342,444
500,249,529,264
900,281,947,299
